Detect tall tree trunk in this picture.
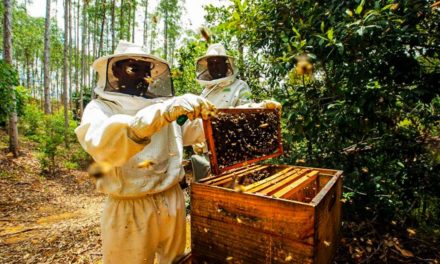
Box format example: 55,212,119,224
99,0,106,57
92,0,98,59
127,1,131,41
68,0,73,109
63,0,70,147
80,0,87,116
111,0,115,50
76,0,80,96
163,7,168,60
119,0,124,40
25,51,31,89
149,17,154,53
143,0,148,47
3,0,19,157
43,0,52,114
131,2,135,42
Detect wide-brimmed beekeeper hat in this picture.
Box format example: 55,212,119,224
195,43,236,68
92,41,171,88
92,40,174,102
196,43,237,85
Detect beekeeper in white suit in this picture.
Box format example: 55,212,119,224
196,43,251,107
75,41,216,264
75,41,279,264
191,43,252,180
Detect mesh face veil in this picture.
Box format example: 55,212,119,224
105,56,174,99
196,56,235,81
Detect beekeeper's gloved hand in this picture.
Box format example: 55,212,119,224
163,94,216,122
236,99,282,111
259,100,281,110
131,94,215,140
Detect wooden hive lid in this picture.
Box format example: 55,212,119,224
202,108,283,175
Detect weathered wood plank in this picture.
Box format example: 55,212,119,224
273,171,319,199
244,167,298,192
191,215,314,264
313,174,342,264
191,183,315,242
198,164,260,183
213,165,271,186
256,169,310,196
200,164,262,185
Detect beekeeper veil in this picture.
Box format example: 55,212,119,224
196,43,238,88
92,41,174,111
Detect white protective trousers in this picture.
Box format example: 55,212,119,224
101,184,186,264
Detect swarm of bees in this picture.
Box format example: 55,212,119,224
210,110,280,170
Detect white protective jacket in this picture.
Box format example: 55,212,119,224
75,92,207,197
196,43,252,107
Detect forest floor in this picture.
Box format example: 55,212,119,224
0,133,438,263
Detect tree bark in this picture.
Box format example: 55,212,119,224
131,2,135,42
76,0,80,96
63,0,70,147
143,0,148,48
43,0,52,114
164,7,168,60
68,0,73,109
3,0,19,157
127,1,131,41
99,0,106,57
111,0,115,50
80,0,87,116
119,0,124,40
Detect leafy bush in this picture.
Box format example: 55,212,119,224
20,102,90,174
196,0,440,227
0,60,28,124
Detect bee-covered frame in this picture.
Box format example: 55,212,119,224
202,108,284,175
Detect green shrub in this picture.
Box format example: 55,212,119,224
199,0,440,227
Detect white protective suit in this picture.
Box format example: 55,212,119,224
191,44,252,179
75,41,213,264
196,43,252,107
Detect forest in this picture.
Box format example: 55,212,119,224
0,0,439,263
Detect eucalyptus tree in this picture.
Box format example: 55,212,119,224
43,0,51,114
2,0,19,156
157,0,182,62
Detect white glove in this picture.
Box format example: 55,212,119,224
259,100,282,110
237,99,282,111
164,94,216,122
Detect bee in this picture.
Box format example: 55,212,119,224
137,159,156,169
88,162,113,178
144,76,154,84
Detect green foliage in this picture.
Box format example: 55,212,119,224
19,103,45,138
173,33,208,95
19,102,89,175
199,0,440,226
0,61,28,124
37,110,78,175
71,89,92,120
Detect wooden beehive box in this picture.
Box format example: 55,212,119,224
190,108,343,264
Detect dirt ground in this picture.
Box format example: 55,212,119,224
0,135,438,263
0,139,190,264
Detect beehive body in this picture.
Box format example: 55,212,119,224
191,165,342,264
190,109,342,263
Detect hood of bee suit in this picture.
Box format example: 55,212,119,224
195,43,238,89
92,40,172,113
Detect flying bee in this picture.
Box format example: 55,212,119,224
137,159,156,169
88,161,113,178
144,76,154,84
